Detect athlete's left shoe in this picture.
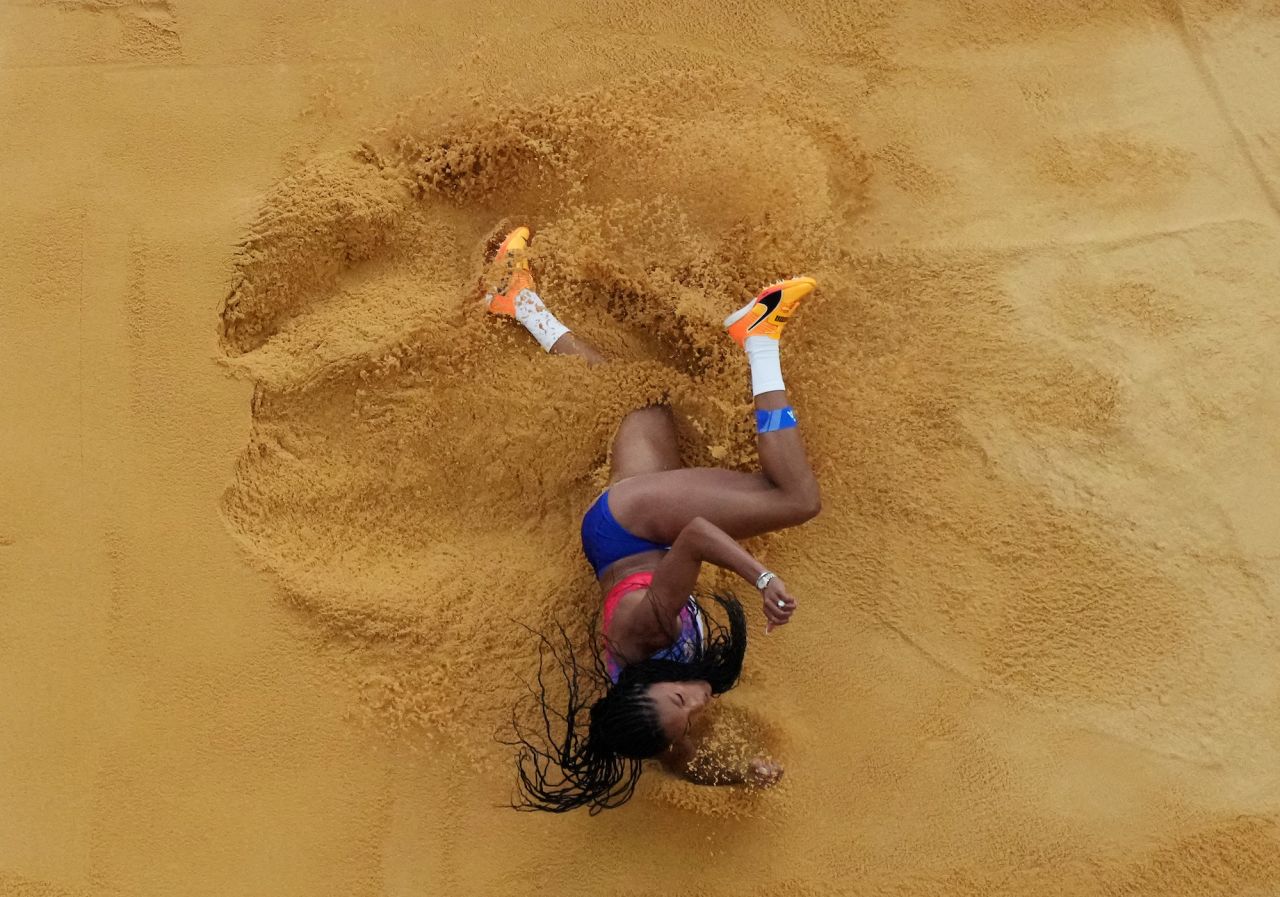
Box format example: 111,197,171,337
483,226,535,317
724,277,817,348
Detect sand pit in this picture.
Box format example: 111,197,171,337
4,0,1280,894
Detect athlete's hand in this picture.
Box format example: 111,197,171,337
747,755,785,787
761,577,796,633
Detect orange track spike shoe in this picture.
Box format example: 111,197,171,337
723,277,817,348
483,226,535,317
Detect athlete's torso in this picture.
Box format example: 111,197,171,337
598,558,704,681
596,548,668,595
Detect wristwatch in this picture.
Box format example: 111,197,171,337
755,570,777,591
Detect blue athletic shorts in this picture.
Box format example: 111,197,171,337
580,490,670,577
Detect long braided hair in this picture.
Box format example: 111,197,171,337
507,591,747,814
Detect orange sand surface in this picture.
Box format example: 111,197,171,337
4,1,1280,895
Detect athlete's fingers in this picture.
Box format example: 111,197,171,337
764,582,797,612
764,587,793,610
765,613,792,633
762,599,786,624
763,595,796,626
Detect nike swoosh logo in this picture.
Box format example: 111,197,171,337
749,290,783,330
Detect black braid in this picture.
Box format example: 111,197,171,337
505,592,747,814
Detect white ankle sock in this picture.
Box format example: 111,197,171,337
514,289,571,352
744,335,785,396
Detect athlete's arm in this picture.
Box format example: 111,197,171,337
647,518,758,615
648,517,794,629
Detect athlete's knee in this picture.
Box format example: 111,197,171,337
798,490,822,522
785,488,821,525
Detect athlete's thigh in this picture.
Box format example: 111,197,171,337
609,467,788,543
608,405,683,485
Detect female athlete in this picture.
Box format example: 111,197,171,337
487,227,821,813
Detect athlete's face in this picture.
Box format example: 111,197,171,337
647,679,713,743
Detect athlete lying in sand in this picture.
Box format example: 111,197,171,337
487,227,821,813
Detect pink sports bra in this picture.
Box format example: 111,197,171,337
601,572,705,683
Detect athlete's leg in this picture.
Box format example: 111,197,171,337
607,405,683,485
610,279,821,542
608,468,787,543
608,418,820,543
485,226,606,363
752,387,820,511
549,331,606,366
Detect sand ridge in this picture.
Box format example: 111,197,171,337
219,74,864,781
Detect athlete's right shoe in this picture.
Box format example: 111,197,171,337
724,277,817,347
484,226,535,317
